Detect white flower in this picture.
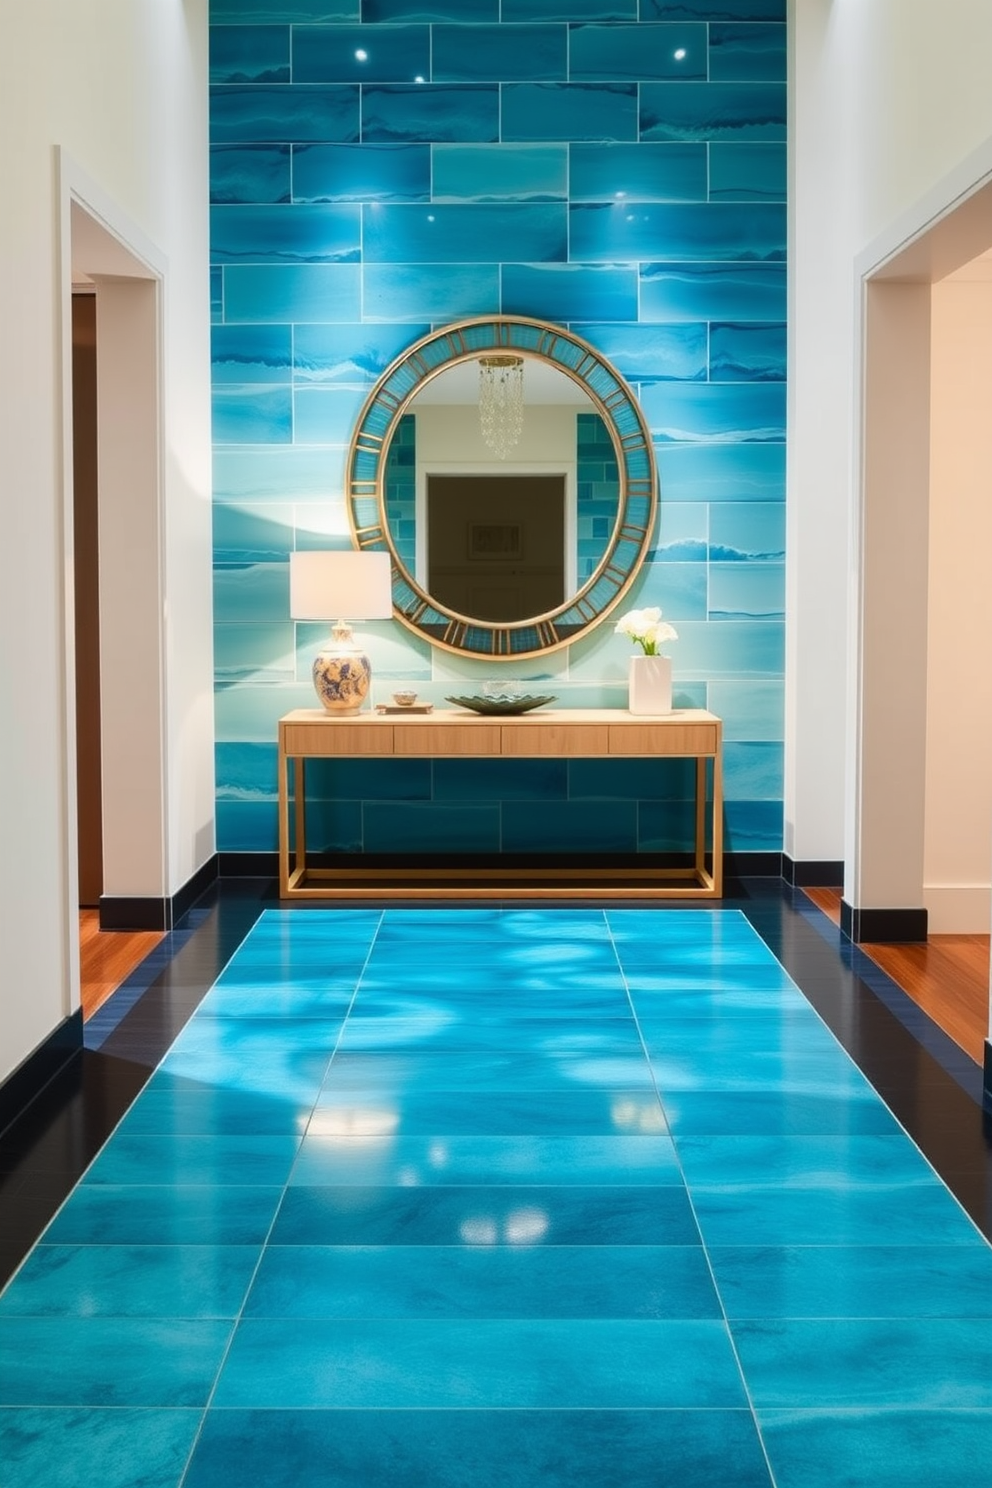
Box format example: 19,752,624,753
615,606,678,656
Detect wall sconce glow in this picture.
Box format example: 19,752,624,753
478,354,524,460
674,48,687,59
355,48,368,60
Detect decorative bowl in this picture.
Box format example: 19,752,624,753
444,693,557,716
392,690,418,707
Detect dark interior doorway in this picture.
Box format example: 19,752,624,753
427,474,566,622
72,292,103,907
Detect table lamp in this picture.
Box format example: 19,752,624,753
290,549,393,714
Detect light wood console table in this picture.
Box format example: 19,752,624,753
277,707,722,901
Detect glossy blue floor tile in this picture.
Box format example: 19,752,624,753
183,1408,774,1488
214,1317,747,1407
0,1409,201,1488
674,1133,943,1189
311,1087,666,1134
663,1089,903,1136
320,1050,657,1092
733,1317,992,1409
43,1185,282,1247
198,980,355,1019
82,1134,301,1188
0,1244,258,1318
691,1181,982,1247
290,1133,681,1186
271,1183,699,1246
335,1014,642,1051
352,972,631,1008
708,1244,992,1319
757,1408,992,1488
244,1243,720,1319
4,905,991,1487
0,1317,232,1406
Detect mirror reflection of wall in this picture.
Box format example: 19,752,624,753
382,366,620,625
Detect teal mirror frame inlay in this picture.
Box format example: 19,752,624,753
346,315,658,661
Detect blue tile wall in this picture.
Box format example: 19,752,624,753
293,142,430,202
210,25,291,83
210,1,788,854
293,25,430,82
362,84,499,142
433,144,567,203
709,142,786,202
384,414,416,572
434,25,568,83
577,413,620,581
211,144,293,204
569,143,706,204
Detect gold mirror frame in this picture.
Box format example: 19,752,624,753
345,315,657,661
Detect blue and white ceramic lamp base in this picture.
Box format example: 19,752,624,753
628,654,673,715
312,644,372,715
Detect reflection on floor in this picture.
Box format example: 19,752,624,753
2,896,992,1488
803,888,990,1065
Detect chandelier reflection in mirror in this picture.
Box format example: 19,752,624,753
478,354,524,459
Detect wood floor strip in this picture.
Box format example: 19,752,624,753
802,888,990,1066
79,910,164,1021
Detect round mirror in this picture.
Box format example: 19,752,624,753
346,316,657,661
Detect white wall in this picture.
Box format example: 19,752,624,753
0,1,212,1085
924,279,992,932
789,0,992,871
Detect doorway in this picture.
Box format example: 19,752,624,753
426,474,567,622
64,180,169,959
71,291,103,907
853,177,992,945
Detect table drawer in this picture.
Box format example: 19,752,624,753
500,724,610,757
282,723,394,756
608,723,718,756
392,724,502,756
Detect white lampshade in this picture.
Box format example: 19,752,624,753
290,550,393,621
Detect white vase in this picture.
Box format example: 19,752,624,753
628,653,672,715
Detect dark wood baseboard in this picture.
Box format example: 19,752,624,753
0,1011,83,1136
841,901,929,944
99,854,218,932
783,855,844,888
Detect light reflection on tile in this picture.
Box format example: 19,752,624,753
5,907,990,1488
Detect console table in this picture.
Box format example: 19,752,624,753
277,707,723,901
